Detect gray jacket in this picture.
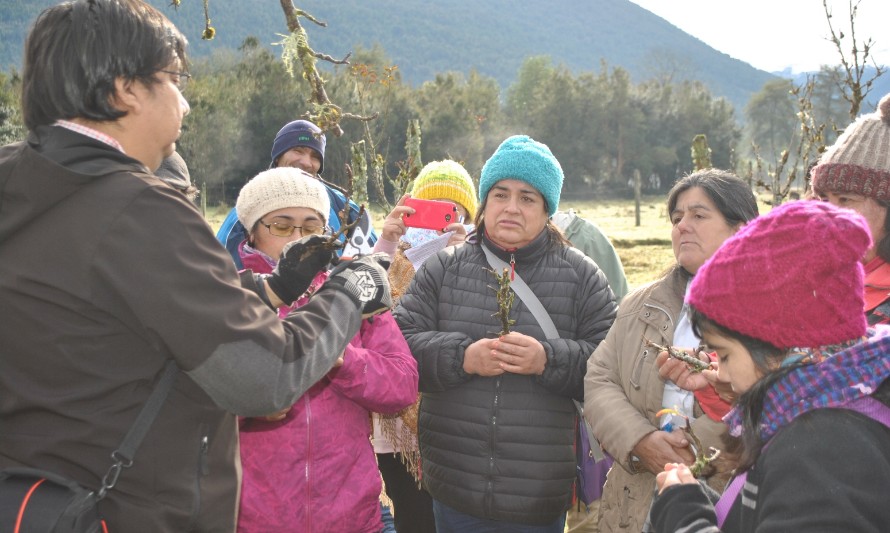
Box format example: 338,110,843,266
394,230,617,525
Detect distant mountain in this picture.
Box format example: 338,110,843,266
1,0,788,113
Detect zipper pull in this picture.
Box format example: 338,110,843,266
510,253,516,281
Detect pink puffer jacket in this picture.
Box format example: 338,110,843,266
237,244,418,532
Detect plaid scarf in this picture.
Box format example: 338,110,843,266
726,327,890,440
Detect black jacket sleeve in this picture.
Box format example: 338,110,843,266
539,255,616,400
746,408,890,532
393,251,475,393
650,482,721,533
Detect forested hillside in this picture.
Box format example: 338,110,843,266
2,0,776,111
1,0,884,207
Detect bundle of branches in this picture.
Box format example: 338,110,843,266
488,268,515,337
646,338,721,477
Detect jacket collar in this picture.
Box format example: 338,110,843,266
864,256,890,311
641,266,689,319
480,227,552,266
0,126,147,242
29,125,146,175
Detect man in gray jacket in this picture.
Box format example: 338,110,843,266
0,1,390,531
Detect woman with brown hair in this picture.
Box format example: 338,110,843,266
584,169,759,532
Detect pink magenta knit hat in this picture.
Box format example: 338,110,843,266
688,201,870,349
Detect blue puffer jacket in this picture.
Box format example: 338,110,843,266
394,229,617,525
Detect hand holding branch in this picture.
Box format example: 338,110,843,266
464,338,505,377
631,430,695,475
491,332,546,375
656,463,698,494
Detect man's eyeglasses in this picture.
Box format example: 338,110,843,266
158,69,191,91
259,220,327,238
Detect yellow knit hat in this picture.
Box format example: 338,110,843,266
411,160,478,219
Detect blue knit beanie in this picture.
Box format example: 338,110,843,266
270,120,326,173
479,135,563,216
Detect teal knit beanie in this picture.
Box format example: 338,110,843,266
479,135,563,216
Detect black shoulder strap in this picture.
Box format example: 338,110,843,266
480,243,558,337
480,242,605,462
98,360,178,498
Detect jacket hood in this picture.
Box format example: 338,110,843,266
0,126,147,241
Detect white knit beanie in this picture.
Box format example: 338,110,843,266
235,167,331,232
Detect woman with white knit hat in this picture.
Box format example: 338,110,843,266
234,167,418,533
234,167,332,262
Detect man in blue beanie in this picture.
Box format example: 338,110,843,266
270,118,328,174
216,119,377,268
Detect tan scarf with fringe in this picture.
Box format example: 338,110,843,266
377,244,423,484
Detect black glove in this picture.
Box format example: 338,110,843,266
267,235,336,305
324,253,393,317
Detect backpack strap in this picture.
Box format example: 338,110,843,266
715,471,746,526
844,395,890,426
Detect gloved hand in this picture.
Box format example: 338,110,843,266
267,235,337,305
324,253,393,317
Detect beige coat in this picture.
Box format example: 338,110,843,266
584,267,731,532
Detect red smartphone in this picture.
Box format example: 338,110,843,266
403,198,459,230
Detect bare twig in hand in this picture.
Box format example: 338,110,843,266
684,417,721,477
657,407,722,478
644,339,711,373
294,204,364,262
330,204,364,246
488,268,515,336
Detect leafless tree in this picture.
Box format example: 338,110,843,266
823,0,885,120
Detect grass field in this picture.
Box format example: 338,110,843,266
560,196,676,290
203,195,677,291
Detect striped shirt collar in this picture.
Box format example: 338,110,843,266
54,119,126,154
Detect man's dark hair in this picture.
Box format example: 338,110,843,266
22,0,188,130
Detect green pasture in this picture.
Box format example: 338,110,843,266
560,197,675,290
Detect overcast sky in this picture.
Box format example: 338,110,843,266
630,0,890,73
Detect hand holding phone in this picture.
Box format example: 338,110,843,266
402,198,459,230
